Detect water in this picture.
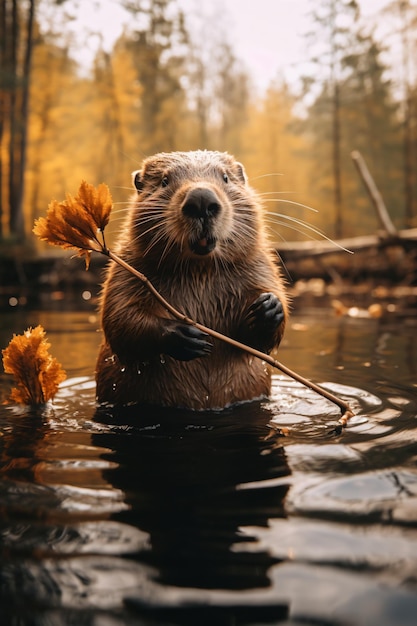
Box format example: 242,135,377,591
0,303,416,625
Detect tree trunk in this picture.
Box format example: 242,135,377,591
399,0,415,228
332,80,343,238
329,0,343,239
0,1,6,236
17,0,35,232
8,0,20,236
0,0,35,241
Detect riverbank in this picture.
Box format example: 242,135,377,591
1,251,417,316
0,252,107,310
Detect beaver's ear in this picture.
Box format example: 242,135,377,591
132,170,143,191
235,162,247,184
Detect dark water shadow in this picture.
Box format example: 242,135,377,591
0,399,291,624
93,400,291,591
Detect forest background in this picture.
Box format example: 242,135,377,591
1,0,417,256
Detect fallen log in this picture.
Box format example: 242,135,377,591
277,228,417,259
276,151,417,284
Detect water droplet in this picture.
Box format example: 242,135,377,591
120,366,126,373
160,354,166,364
105,354,116,364
136,366,141,375
112,383,117,391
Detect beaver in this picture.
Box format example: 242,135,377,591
95,150,289,410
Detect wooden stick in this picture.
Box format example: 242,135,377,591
351,150,397,236
106,249,354,424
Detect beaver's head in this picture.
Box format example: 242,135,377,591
130,151,264,265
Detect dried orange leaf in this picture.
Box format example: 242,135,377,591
77,180,112,232
33,181,113,267
2,326,66,405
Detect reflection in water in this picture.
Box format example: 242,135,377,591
94,402,290,591
0,308,417,625
0,398,291,623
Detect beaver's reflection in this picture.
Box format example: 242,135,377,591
94,400,290,591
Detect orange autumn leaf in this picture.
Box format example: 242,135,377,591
76,180,113,233
33,180,113,268
2,326,66,405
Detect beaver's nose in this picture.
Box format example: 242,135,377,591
182,188,221,219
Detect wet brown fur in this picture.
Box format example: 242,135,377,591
95,150,289,410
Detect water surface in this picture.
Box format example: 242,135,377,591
0,304,416,625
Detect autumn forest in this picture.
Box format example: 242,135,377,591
1,0,417,254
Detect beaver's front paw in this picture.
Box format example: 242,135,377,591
244,292,285,353
162,322,212,361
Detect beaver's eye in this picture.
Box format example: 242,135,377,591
223,173,229,183
161,176,169,188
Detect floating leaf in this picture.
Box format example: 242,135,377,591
2,326,66,405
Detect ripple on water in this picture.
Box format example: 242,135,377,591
0,520,150,556
0,479,129,518
287,468,417,526
1,365,416,624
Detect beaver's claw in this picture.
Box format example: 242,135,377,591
244,292,285,353
162,322,212,361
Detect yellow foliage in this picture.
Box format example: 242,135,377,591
240,84,315,243
26,41,89,236
2,326,66,405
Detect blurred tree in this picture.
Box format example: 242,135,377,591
121,0,189,155
342,31,403,230
303,0,360,237
385,0,417,227
242,80,314,244
26,30,76,227
5,0,413,250
184,18,251,153
90,44,142,187
306,28,403,237
213,41,250,154
186,38,211,148
0,0,35,241
93,51,125,183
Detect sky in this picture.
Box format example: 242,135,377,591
205,0,391,90
69,0,410,92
